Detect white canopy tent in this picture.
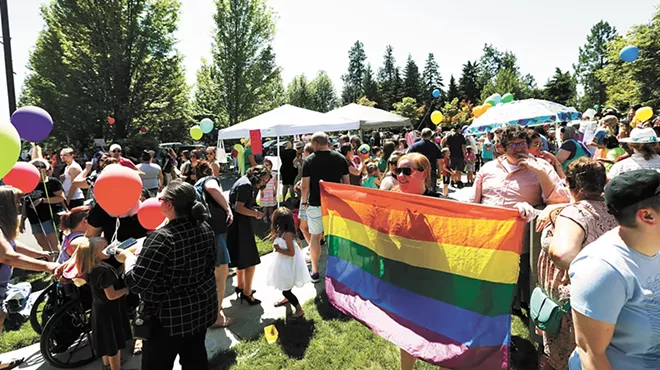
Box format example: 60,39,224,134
217,104,359,140
325,103,411,130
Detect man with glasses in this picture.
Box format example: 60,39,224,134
407,128,442,192
109,144,137,170
60,148,85,208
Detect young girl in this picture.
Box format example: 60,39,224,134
464,146,477,186
441,148,454,197
362,162,381,189
77,237,132,370
260,158,277,223
266,207,311,318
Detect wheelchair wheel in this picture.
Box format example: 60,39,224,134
29,283,57,334
40,300,95,369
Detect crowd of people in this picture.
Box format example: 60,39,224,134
0,102,659,370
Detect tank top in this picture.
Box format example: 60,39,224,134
58,232,85,264
561,139,591,171
63,162,84,200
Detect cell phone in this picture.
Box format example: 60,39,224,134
103,238,138,256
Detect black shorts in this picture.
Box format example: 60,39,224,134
450,157,465,171
442,175,451,185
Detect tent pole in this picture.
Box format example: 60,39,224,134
276,135,280,208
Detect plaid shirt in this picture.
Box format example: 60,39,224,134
124,218,218,337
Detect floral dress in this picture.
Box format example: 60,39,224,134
537,200,617,370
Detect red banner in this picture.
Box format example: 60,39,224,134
249,130,262,155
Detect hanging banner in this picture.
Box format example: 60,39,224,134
250,129,263,155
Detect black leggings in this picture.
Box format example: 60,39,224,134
283,290,299,306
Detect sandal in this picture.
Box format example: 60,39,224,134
274,298,289,307
0,358,24,370
290,310,305,318
133,339,143,356
211,317,236,328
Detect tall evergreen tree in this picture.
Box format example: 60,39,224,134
377,45,402,111
362,64,379,103
20,0,191,149
341,41,367,105
422,53,444,100
458,61,481,104
402,54,422,103
543,68,577,106
208,0,283,127
309,71,338,112
574,21,617,110
446,75,460,102
285,74,314,109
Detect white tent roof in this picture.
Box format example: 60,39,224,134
325,103,411,129
217,104,359,139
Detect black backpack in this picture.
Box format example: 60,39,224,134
194,176,228,234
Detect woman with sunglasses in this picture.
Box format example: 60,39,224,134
0,186,59,339
530,134,565,179
340,143,366,186
20,159,66,253
205,147,221,177
226,165,271,305
379,151,404,191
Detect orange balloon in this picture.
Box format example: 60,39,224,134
472,106,484,118
482,104,492,113
138,198,166,230
94,164,142,216
108,117,115,125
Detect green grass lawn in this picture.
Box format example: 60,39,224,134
211,293,538,370
256,236,274,257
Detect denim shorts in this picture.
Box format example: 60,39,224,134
31,220,56,235
215,233,231,267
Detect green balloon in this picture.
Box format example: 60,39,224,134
190,125,203,141
502,93,514,103
485,99,497,107
594,105,600,110
0,123,21,178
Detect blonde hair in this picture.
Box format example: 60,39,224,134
397,153,432,189
0,186,22,241
74,237,106,275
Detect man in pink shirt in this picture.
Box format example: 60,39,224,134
109,144,138,170
470,125,569,316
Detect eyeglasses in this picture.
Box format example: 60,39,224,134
394,167,422,176
507,142,528,150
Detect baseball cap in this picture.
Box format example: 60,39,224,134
358,144,370,154
109,144,122,152
605,169,660,214
421,128,433,138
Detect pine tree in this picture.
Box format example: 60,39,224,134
341,41,367,104
285,75,314,109
20,0,191,148
422,53,444,100
447,75,460,102
377,45,402,111
402,54,422,103
543,68,577,106
458,61,481,104
574,21,617,110
362,64,379,103
309,71,338,112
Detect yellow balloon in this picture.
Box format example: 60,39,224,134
190,125,203,140
635,106,653,122
431,111,444,125
482,104,492,113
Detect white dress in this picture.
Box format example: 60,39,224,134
267,237,311,291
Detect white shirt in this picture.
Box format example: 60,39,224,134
137,163,162,190
63,162,84,200
608,153,660,179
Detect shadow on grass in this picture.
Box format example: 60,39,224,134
208,348,238,370
510,335,539,370
312,291,350,322
274,315,315,359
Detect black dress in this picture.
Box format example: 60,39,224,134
279,148,297,185
87,262,133,357
226,176,260,269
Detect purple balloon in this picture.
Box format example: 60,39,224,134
11,106,53,142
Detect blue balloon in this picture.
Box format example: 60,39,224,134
619,45,639,63
432,89,440,98
491,93,502,104
199,118,214,134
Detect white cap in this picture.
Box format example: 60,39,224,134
109,144,122,152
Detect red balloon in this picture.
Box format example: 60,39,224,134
108,117,115,125
138,198,165,230
3,162,41,193
140,127,147,133
94,164,142,216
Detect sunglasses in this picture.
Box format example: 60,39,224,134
33,165,46,170
112,150,122,153
507,142,528,150
359,150,369,154
394,167,422,176
531,142,543,148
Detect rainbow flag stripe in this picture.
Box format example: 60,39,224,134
321,183,524,370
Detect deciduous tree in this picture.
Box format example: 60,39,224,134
574,21,617,111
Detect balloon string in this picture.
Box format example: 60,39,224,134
416,97,438,131
40,170,61,251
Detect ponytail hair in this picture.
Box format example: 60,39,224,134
60,206,91,231
161,180,208,224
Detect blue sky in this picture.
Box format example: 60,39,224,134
0,0,657,120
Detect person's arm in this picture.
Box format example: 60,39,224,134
572,311,615,370
301,177,310,205
72,162,92,189
204,179,233,224
462,143,467,157
348,163,362,176
274,233,296,257
470,167,485,203
36,189,66,206
158,169,164,191
518,157,569,204
248,154,257,167
373,178,381,187
104,286,129,301
0,231,57,273
548,215,585,270
14,240,51,260
211,162,220,177
436,158,442,178
66,166,82,202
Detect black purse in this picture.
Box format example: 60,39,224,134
133,301,160,340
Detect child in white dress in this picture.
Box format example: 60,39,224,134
266,207,311,318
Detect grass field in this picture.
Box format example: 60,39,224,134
211,293,537,370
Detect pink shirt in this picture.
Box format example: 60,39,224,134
119,157,138,170
471,155,569,208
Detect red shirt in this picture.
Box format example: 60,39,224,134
442,157,450,176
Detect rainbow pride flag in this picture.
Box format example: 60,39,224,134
320,183,524,370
